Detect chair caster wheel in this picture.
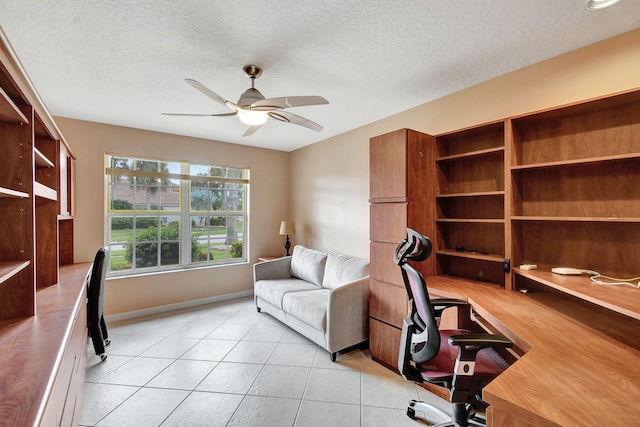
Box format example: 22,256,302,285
99,353,107,361
407,407,416,419
104,338,111,346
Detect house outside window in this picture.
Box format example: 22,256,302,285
105,154,249,275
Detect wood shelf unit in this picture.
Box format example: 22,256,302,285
434,121,507,286
369,89,640,383
510,89,640,297
0,27,83,426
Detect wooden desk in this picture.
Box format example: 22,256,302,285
427,275,640,427
0,263,91,427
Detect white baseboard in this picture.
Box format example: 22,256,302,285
105,290,254,323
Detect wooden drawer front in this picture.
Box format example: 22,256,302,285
41,293,87,427
370,241,403,286
370,203,407,243
63,301,88,426
370,280,407,328
369,318,402,371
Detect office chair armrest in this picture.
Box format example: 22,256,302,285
449,333,512,362
431,298,468,318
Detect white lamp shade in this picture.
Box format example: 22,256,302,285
238,110,268,126
279,221,295,235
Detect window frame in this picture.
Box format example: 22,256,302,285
105,154,249,276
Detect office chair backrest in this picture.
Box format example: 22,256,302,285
394,229,440,364
87,247,110,320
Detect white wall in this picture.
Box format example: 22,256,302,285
290,28,640,260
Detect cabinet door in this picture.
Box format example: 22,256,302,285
370,129,408,201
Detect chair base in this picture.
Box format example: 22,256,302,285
407,400,486,427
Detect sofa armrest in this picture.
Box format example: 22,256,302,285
253,256,293,283
326,276,370,353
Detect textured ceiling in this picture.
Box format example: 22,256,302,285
2,1,639,151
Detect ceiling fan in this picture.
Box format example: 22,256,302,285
163,65,329,137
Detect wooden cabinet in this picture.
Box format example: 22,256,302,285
0,27,85,427
369,129,435,369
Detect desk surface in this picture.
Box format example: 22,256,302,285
0,263,91,427
428,275,640,427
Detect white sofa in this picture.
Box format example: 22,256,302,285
253,245,370,361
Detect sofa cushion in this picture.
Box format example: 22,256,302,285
290,245,328,286
255,278,319,309
282,289,331,331
321,252,370,290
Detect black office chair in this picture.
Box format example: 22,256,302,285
395,228,512,427
87,246,111,361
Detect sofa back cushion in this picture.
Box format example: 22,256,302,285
322,252,370,290
290,245,327,286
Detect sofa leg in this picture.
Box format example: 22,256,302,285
256,306,261,313
330,352,337,362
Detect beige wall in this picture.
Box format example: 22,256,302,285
55,118,289,315
57,28,640,316
290,28,640,259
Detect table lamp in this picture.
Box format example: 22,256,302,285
279,221,295,256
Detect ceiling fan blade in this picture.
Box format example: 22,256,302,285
185,79,233,110
268,110,323,132
251,96,329,111
161,112,237,117
242,124,264,137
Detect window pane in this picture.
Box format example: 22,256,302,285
190,164,208,177
228,215,244,259
134,185,161,211
160,242,180,266
135,242,158,268
226,190,244,211
209,166,226,177
110,157,133,170
111,217,133,242
190,186,210,211
135,217,159,241
109,244,132,271
210,190,223,211
160,216,180,241
210,216,227,261
228,167,244,179
136,159,158,172
110,184,134,210
159,180,180,211
191,215,209,262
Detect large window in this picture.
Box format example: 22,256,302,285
106,155,249,275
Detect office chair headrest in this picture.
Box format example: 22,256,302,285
394,228,433,265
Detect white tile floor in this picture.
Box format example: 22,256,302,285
81,297,451,426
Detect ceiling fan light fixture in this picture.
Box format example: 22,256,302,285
238,110,268,126
585,0,622,10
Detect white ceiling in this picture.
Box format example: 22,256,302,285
2,1,639,152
